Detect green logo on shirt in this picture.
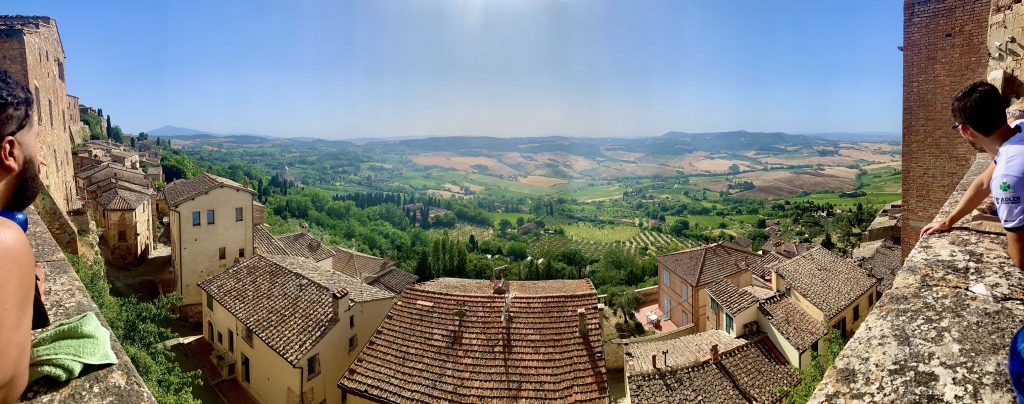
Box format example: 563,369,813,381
1001,180,1013,193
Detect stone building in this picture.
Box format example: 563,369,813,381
199,254,394,404
772,247,877,339
165,173,256,319
0,16,84,250
901,0,992,257
95,188,154,265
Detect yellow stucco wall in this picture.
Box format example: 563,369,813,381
171,187,253,305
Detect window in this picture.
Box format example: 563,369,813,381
238,248,245,258
710,298,718,313
306,354,321,380
207,209,215,224
349,315,355,329
681,284,688,301
206,293,213,311
35,86,41,125
785,286,792,297
811,340,819,353
192,211,201,226
241,325,253,347
207,321,213,341
348,335,358,352
725,313,734,334
662,296,670,312
235,207,243,221
869,291,875,306
48,99,53,127
662,270,670,285
217,331,223,345
118,230,127,242
853,305,861,322
228,330,234,353
681,311,689,325
218,247,227,260
242,354,250,383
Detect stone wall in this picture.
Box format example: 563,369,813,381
901,0,991,258
811,154,1023,402
20,207,154,402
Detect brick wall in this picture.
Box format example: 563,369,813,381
901,0,991,257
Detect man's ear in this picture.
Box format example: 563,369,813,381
960,124,975,139
0,137,18,174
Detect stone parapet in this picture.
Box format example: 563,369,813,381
811,154,1023,403
20,207,155,403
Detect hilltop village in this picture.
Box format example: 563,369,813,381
0,13,922,404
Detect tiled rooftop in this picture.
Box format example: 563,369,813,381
625,330,743,374
253,224,288,255
758,294,827,352
276,231,336,262
657,243,761,287
774,247,877,319
198,254,392,366
750,252,786,283
338,278,608,403
163,173,253,207
627,336,799,404
852,239,902,293
364,266,419,295
417,277,596,296
95,188,149,210
331,246,388,278
707,280,759,315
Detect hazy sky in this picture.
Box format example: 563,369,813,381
8,1,902,139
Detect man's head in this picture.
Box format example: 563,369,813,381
951,81,1010,147
0,68,43,211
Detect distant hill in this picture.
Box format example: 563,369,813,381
147,125,215,138
804,132,901,143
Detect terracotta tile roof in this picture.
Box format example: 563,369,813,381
627,336,799,404
110,150,136,159
95,188,149,210
707,280,760,315
741,285,776,300
417,278,595,295
774,247,877,319
331,246,388,278
86,177,154,200
758,294,826,352
760,238,812,259
198,255,393,366
750,252,786,282
725,235,754,251
276,232,336,262
78,162,145,184
625,330,744,374
657,243,762,287
164,173,254,207
253,224,288,255
364,266,419,295
338,278,608,403
853,239,902,293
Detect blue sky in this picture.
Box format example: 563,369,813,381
7,1,902,139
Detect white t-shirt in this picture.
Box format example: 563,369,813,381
992,134,1024,230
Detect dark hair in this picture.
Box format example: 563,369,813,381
0,69,33,138
951,81,1009,136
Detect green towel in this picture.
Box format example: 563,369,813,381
29,312,118,383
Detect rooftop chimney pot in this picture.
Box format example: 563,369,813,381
300,223,309,234
578,308,588,336
652,354,658,369
710,344,720,362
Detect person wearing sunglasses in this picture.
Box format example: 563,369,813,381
921,80,1024,268
0,68,46,403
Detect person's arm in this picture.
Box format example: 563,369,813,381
921,161,997,236
1007,229,1024,268
0,219,35,403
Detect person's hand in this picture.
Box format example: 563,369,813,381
35,262,45,303
920,219,952,237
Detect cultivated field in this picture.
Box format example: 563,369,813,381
734,167,859,198
518,175,568,187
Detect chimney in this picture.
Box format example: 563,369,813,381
300,223,309,235
710,344,720,362
577,308,588,336
651,354,658,369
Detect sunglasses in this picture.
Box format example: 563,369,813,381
952,123,961,130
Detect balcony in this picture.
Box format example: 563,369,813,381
811,153,1023,402
20,208,155,403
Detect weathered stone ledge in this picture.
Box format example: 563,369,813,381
20,207,155,403
811,153,1024,403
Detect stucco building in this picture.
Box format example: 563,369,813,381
95,188,153,265
165,173,256,319
656,243,763,330
199,254,394,404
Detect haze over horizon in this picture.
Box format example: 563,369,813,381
8,1,902,139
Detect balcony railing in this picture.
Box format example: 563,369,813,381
811,153,1023,402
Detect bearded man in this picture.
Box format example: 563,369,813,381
0,68,47,403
